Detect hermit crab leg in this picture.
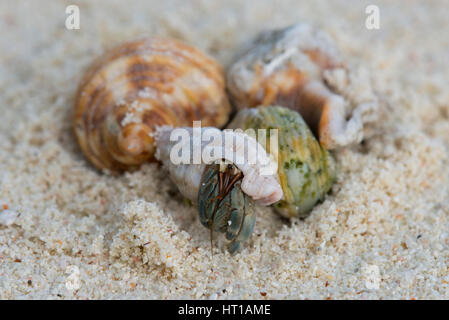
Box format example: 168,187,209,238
202,162,250,254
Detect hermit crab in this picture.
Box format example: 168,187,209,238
227,23,378,150
154,126,282,253
74,37,231,171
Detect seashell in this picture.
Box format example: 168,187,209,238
228,106,336,218
227,23,378,150
74,38,231,171
154,126,282,252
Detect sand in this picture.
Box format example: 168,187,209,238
0,0,449,299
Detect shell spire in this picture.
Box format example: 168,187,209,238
74,37,231,171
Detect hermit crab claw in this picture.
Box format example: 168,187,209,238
198,160,256,254
154,126,283,253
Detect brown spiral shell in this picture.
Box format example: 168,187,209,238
74,38,231,171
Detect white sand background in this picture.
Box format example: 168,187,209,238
0,0,449,299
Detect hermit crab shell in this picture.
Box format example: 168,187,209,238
227,23,378,150
74,38,231,171
228,106,336,218
154,126,283,206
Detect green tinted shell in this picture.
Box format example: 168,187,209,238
228,106,336,218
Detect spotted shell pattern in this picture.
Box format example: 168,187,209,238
228,106,336,218
74,38,231,171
